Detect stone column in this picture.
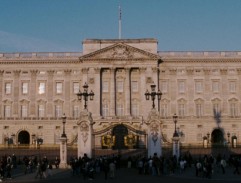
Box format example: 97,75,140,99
187,68,195,115
139,67,147,116
220,68,228,116
64,69,72,117
124,68,131,116
169,68,177,114
94,68,101,116
82,68,89,83
172,136,180,159
0,70,4,118
152,67,159,110
47,70,55,117
77,109,95,158
13,70,21,117
59,136,68,168
110,68,116,116
145,108,162,157
30,70,38,117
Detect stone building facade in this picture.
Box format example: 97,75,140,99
0,38,240,152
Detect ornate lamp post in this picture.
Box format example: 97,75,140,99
76,82,95,158
227,132,230,144
172,113,180,159
77,82,94,110
173,114,178,137
145,84,162,109
61,113,67,138
59,113,68,168
207,132,210,144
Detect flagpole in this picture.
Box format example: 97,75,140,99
119,5,122,39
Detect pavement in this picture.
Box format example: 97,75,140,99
2,164,241,183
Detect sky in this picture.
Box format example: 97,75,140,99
0,0,241,53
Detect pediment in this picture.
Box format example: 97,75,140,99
79,43,160,60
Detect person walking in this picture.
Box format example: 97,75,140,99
35,162,43,179
103,159,109,180
109,160,116,179
220,157,226,174
233,157,240,174
6,162,12,179
54,157,60,169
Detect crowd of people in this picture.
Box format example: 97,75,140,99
0,151,241,181
69,153,119,180
0,154,60,181
134,152,241,179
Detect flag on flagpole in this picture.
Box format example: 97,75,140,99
119,5,121,21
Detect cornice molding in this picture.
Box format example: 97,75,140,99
161,57,241,63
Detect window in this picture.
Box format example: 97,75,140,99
197,133,203,141
102,81,109,92
131,103,139,117
195,81,203,93
73,105,79,118
228,99,238,118
38,82,45,94
229,81,236,93
178,81,185,93
55,105,62,118
22,82,28,94
196,104,203,118
56,82,63,94
5,82,11,94
21,105,28,118
161,104,168,118
38,105,45,118
4,105,11,118
212,81,219,93
116,103,124,116
131,81,138,92
161,81,168,93
73,82,80,94
102,104,109,117
213,103,220,113
117,81,123,92
178,104,185,118
230,103,238,118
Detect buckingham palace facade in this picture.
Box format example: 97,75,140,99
0,38,241,151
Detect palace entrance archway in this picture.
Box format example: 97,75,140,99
211,128,224,147
18,130,30,144
112,124,128,150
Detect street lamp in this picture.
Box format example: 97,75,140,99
61,113,67,138
227,132,230,143
173,113,178,137
145,84,162,109
207,132,210,144
77,82,94,110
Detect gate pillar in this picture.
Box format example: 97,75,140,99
145,108,162,157
77,109,95,158
59,137,68,168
